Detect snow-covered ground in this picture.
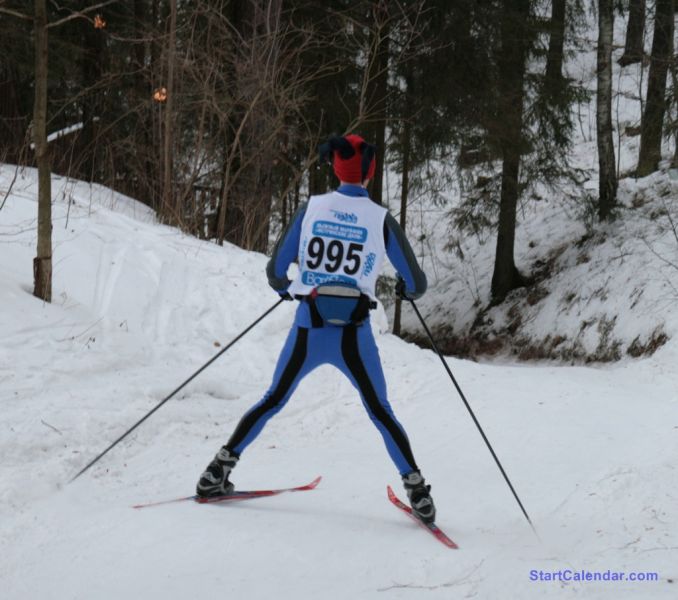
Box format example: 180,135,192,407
1,165,677,599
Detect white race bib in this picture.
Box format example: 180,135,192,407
287,191,387,300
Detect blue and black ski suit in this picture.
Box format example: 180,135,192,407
224,184,427,476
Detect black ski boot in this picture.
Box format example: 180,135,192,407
402,471,436,524
196,446,238,498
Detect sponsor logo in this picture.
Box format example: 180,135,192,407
331,210,358,224
302,271,357,287
362,252,376,276
312,220,367,243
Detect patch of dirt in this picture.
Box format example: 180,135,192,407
627,328,669,357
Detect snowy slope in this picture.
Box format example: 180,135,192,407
1,165,677,599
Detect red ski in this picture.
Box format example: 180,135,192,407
132,476,322,509
387,485,458,549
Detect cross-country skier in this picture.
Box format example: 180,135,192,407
196,134,436,523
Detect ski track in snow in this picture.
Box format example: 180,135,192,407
1,165,677,599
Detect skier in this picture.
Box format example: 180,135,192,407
196,134,436,523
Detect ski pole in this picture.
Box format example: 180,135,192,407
408,299,537,535
70,298,285,483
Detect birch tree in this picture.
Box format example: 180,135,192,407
597,0,616,220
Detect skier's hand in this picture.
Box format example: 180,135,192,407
395,276,412,301
269,276,293,300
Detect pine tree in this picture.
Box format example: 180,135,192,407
545,0,567,91
490,0,531,303
619,0,646,66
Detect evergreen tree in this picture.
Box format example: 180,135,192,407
545,0,567,90
490,0,531,303
619,0,646,66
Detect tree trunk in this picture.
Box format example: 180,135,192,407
244,0,281,253
293,180,300,212
490,0,530,304
216,0,243,246
80,16,104,182
597,0,617,220
146,0,162,211
33,0,52,303
619,0,646,66
672,49,678,168
545,0,566,90
133,0,147,92
392,112,411,337
637,0,674,176
364,0,390,205
162,0,177,223
132,0,154,202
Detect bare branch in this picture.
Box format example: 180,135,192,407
0,7,32,20
0,163,21,212
46,0,117,29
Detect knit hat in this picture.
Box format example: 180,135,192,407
318,134,376,184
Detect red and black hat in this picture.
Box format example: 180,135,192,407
318,134,376,184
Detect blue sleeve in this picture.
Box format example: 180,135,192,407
266,203,306,292
384,213,427,299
